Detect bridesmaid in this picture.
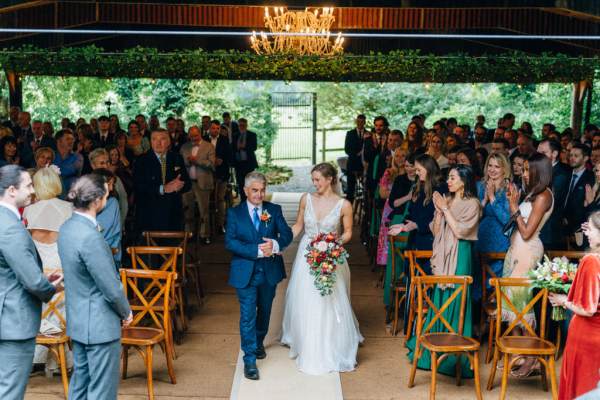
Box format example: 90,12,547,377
406,164,480,377
550,211,600,400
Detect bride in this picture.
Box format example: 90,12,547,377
281,162,364,375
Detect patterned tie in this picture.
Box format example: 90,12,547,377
159,154,167,185
252,207,260,231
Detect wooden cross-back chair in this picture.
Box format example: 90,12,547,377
121,269,176,400
478,252,506,363
486,278,557,400
545,250,586,359
127,246,182,352
388,235,409,336
408,275,482,400
36,288,70,399
404,250,432,341
143,231,204,319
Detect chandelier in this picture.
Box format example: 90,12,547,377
250,7,344,56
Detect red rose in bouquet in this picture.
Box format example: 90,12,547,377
305,232,349,296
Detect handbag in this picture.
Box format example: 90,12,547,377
502,210,520,238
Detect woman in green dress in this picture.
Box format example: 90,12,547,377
406,164,481,378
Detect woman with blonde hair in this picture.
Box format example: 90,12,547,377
474,152,512,301
23,166,73,374
29,147,55,175
426,132,449,169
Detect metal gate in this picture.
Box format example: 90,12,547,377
270,92,316,163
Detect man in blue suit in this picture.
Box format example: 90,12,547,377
225,171,293,380
59,174,132,400
0,165,60,400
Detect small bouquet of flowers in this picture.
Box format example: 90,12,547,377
528,255,578,321
305,232,349,296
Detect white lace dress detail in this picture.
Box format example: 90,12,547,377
281,194,363,375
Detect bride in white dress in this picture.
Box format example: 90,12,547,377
281,163,364,375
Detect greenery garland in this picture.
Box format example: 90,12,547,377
0,45,596,83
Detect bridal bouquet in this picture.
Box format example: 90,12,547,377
528,255,578,321
305,232,349,296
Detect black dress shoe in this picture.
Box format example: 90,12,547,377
202,237,211,245
256,346,266,360
244,363,259,380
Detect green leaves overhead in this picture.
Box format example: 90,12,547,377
0,45,595,83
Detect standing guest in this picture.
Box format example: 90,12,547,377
114,132,134,168
504,128,518,154
541,123,556,139
208,120,231,234
407,164,480,378
538,139,571,250
134,129,191,235
474,153,512,300
446,145,460,167
0,165,60,399
42,121,54,138
376,148,406,267
53,129,83,194
149,115,160,132
88,118,98,135
446,133,459,150
426,132,448,169
233,118,258,203
344,114,367,204
0,136,21,167
30,147,55,176
181,126,215,244
127,120,150,157
109,114,126,136
24,167,73,373
591,146,600,166
584,163,600,216
363,116,390,195
106,144,134,208
402,121,424,154
60,118,70,130
503,153,553,377
490,138,510,157
59,174,132,400
89,148,128,227
564,143,594,248
222,111,240,145
388,154,448,258
516,134,536,158
93,116,114,147
135,114,151,138
29,120,56,152
2,105,20,132
550,212,600,400
512,153,525,189
166,117,186,153
456,147,481,179
92,169,123,268
76,124,96,176
475,148,489,172
201,115,211,138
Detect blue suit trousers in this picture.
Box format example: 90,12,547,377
236,266,276,365
69,339,121,400
0,339,35,400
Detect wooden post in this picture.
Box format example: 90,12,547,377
6,71,22,110
571,80,591,137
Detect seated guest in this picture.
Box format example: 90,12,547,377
406,164,480,377
550,211,600,400
113,133,134,168
59,174,132,400
474,152,512,300
134,128,191,236
0,136,21,167
564,143,594,248
92,169,122,268
426,132,448,169
29,147,55,176
0,165,60,399
53,129,83,195
24,167,73,373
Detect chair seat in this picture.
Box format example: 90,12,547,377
497,336,555,355
421,333,480,351
36,333,70,344
122,327,165,345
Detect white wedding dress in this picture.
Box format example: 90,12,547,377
281,194,363,375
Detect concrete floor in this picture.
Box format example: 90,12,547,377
25,194,558,399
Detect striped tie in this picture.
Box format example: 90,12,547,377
159,154,167,185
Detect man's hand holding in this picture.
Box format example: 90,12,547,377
123,311,134,328
164,175,185,193
259,238,274,257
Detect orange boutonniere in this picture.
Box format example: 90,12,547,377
260,210,271,226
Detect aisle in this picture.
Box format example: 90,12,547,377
230,192,343,400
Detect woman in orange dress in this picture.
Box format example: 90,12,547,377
549,211,600,400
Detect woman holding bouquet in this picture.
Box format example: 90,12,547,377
405,164,481,377
549,211,600,400
504,152,553,378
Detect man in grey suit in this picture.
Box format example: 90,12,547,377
59,174,132,400
0,165,61,400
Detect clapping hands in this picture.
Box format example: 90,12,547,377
506,183,521,213
164,175,185,193
432,191,448,212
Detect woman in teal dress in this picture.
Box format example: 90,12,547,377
406,164,481,378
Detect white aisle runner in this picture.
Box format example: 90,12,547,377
230,192,344,400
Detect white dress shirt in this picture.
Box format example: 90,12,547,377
247,200,280,257
74,211,98,227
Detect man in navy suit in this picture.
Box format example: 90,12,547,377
225,172,292,380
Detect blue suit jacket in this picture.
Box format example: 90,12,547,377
58,213,131,344
0,206,55,340
226,201,293,289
